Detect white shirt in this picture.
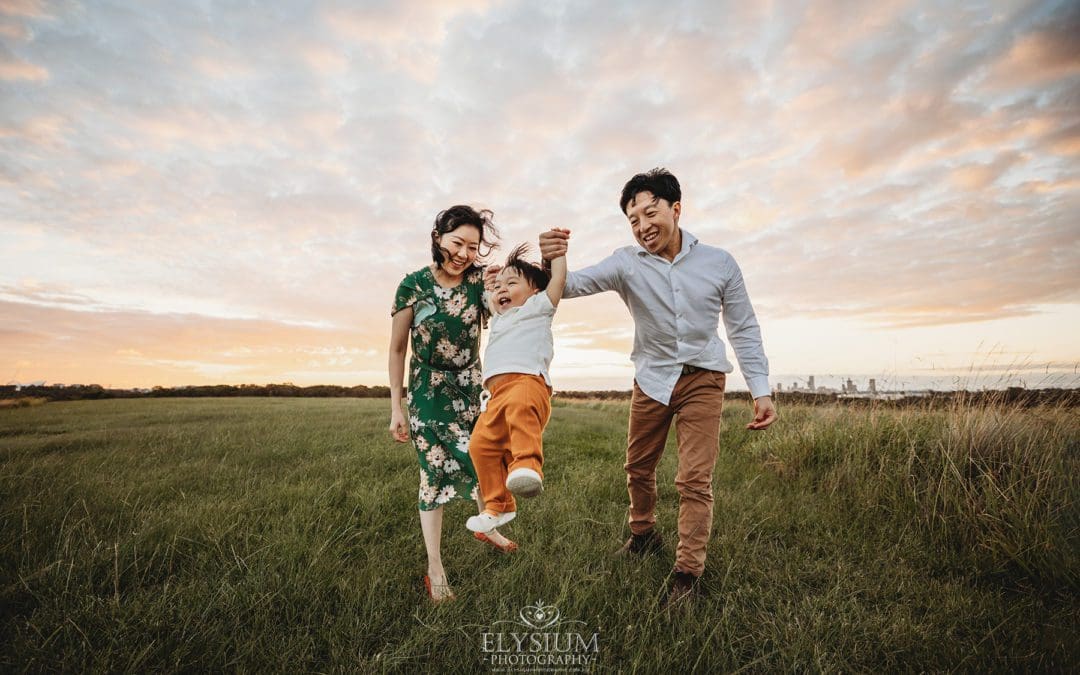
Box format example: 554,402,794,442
564,230,770,405
482,290,556,386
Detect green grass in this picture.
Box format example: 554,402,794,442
1,397,1076,672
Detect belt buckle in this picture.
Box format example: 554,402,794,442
681,364,700,375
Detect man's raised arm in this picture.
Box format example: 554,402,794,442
539,228,621,299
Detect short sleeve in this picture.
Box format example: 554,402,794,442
392,273,421,316
522,289,556,318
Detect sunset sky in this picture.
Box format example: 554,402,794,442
2,0,1078,392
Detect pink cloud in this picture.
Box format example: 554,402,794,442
0,299,386,387
0,52,46,81
983,14,1080,89
0,0,48,19
0,113,65,143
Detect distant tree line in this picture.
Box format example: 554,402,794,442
0,383,390,402
1,384,1075,408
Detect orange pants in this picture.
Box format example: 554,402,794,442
469,374,552,515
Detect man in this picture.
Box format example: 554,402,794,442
539,168,777,609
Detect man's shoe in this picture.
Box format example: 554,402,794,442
506,468,543,497
660,570,700,611
614,529,664,557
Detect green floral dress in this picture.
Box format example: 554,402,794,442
393,266,488,511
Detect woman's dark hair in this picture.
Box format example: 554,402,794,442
503,243,550,291
431,205,499,266
619,167,681,214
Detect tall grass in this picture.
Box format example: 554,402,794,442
0,397,1076,672
0,397,48,409
758,398,1078,589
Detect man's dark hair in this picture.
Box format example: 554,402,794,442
503,243,550,291
431,205,499,266
619,168,681,214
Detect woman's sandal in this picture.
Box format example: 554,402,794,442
423,574,456,603
474,531,519,553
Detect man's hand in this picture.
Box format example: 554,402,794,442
746,395,777,430
539,228,570,261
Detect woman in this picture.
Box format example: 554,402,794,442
388,204,516,603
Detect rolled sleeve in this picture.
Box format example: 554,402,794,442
721,263,771,398
564,252,623,299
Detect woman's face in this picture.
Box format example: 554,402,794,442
435,224,481,275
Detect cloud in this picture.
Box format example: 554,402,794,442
0,19,29,40
981,1,1080,88
948,150,1025,190
0,0,48,19
0,0,1077,386
0,44,46,80
0,298,385,387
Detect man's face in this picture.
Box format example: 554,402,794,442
493,267,537,314
625,191,681,260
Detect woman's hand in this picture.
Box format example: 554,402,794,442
389,409,410,443
483,264,502,292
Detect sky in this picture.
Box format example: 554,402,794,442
1,0,1078,392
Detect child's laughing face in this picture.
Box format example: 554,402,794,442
493,267,538,314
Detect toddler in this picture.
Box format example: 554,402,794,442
466,241,567,533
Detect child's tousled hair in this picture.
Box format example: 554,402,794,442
503,243,550,291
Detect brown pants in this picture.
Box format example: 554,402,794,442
469,374,552,515
626,369,726,576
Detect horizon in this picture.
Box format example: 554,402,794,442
3,1,1078,389
8,368,1079,394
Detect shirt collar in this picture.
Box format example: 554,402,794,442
636,229,698,261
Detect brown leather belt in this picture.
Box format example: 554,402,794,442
681,364,709,375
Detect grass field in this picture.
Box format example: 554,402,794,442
1,397,1077,672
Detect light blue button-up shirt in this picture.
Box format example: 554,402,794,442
564,230,771,405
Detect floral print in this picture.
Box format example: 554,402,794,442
393,266,489,511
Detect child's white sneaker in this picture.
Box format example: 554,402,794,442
466,511,516,533
506,468,543,498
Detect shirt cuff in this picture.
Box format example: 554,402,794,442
745,376,772,399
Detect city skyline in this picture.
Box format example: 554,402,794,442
2,1,1078,392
